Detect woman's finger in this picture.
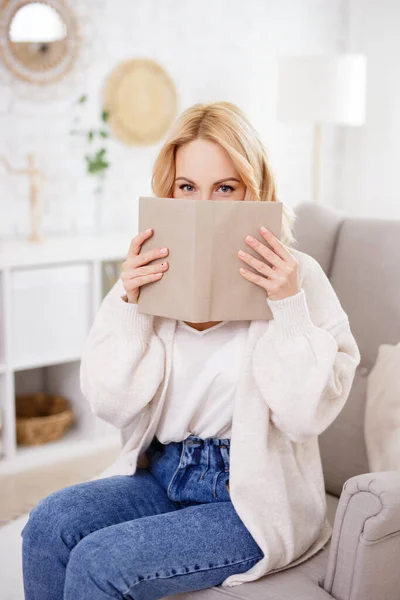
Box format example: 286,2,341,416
131,246,169,269
239,268,271,292
259,226,293,262
122,262,168,280
237,250,276,280
126,272,163,292
244,235,286,269
127,229,153,258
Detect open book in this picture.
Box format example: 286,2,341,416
137,196,283,322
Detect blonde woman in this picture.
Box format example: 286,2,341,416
21,102,360,600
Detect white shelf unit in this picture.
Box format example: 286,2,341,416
0,234,132,475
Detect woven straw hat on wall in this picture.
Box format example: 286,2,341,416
104,58,178,146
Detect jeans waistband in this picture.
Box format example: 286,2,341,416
152,434,230,449
179,434,230,447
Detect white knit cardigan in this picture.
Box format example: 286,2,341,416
80,247,361,588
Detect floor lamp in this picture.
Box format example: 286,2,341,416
277,54,367,204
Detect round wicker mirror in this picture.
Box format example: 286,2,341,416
104,58,178,146
0,0,80,84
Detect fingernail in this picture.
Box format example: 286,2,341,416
145,228,152,233
160,247,168,254
260,226,268,233
246,235,254,243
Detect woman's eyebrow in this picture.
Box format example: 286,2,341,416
175,177,241,185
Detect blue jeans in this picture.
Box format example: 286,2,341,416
21,434,264,599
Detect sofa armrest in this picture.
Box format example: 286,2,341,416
323,471,400,600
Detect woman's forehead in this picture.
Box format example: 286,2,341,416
175,139,240,180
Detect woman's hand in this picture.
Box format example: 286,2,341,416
121,229,169,304
237,225,300,301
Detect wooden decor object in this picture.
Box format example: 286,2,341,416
0,153,45,243
104,58,178,145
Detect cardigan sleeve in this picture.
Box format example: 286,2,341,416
252,255,361,444
80,277,165,429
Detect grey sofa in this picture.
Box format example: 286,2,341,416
124,201,400,600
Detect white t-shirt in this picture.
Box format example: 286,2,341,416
155,319,251,443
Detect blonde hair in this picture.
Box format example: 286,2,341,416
151,101,297,247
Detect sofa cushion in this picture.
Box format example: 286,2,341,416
319,366,369,497
364,342,400,471
293,204,400,495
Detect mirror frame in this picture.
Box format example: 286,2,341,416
0,0,80,84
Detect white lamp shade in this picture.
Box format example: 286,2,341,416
277,54,367,125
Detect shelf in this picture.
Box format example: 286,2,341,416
12,355,81,372
0,234,129,269
0,426,122,475
0,238,130,474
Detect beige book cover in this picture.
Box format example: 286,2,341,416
137,196,283,322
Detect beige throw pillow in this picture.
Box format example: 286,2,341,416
364,342,400,472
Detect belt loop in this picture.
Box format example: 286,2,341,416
219,445,230,472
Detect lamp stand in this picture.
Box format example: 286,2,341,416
313,123,322,204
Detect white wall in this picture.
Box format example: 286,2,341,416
0,0,347,241
339,0,400,219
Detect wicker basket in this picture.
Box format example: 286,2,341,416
16,393,74,446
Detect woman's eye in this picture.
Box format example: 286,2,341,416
178,184,235,193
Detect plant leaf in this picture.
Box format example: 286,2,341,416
78,94,87,104
85,148,110,175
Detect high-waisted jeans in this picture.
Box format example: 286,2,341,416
21,434,264,599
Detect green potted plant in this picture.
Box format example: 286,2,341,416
70,94,111,232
